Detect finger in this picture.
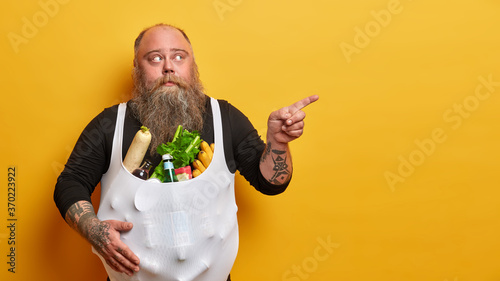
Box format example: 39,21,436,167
118,245,140,265
284,128,304,138
287,95,319,114
106,220,141,268
103,242,139,276
116,245,141,269
112,250,139,275
106,257,121,273
269,95,319,121
283,121,304,132
106,255,134,276
285,110,306,126
110,220,134,232
282,121,304,137
107,220,139,265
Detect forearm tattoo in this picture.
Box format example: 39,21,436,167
261,142,272,163
65,201,95,230
85,220,111,250
65,201,111,248
262,142,291,184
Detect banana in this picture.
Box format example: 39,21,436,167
210,143,215,152
191,142,214,178
192,169,202,178
201,141,213,160
192,159,206,173
198,151,211,168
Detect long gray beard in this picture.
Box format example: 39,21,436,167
129,69,207,156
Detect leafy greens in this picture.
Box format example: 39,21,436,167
149,125,202,182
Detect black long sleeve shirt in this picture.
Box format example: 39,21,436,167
54,98,289,218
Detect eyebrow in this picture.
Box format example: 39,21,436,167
143,48,189,57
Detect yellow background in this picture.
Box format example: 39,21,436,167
1,0,500,280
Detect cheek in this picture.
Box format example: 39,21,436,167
139,61,161,75
181,72,192,83
179,65,195,82
143,68,162,84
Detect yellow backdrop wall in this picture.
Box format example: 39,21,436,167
1,0,500,280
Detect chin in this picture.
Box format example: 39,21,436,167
157,86,179,95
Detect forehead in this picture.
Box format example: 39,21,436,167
137,26,192,55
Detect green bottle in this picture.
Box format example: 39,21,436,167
162,154,178,183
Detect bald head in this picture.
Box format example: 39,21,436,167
134,24,193,66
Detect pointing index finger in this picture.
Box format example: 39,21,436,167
288,95,319,114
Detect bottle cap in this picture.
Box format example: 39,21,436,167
162,154,173,161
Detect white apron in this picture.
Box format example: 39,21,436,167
94,98,239,281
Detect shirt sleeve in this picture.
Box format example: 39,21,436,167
53,106,118,218
219,100,289,195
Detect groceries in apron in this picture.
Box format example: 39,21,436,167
93,98,239,281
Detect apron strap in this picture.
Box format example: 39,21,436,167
109,102,127,172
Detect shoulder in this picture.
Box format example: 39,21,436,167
103,102,121,114
76,104,118,135
93,102,138,125
99,103,120,116
216,99,250,120
81,102,138,141
85,104,122,135
94,103,120,123
214,98,259,143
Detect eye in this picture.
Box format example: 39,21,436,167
151,55,162,62
173,54,183,61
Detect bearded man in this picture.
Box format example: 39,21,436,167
54,24,318,281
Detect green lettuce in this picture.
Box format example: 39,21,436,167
149,125,202,181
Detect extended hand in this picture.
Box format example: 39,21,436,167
89,219,140,276
267,95,319,144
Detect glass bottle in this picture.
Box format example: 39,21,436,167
132,159,153,180
162,154,178,183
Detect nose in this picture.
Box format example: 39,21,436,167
163,59,174,75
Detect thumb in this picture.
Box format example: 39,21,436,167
109,220,133,232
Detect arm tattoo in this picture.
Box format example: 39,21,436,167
85,219,111,250
261,142,272,163
65,201,95,229
269,149,290,184
65,201,110,248
262,142,291,184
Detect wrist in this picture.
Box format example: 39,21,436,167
265,135,289,150
79,214,100,238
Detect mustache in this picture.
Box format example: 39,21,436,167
149,74,190,92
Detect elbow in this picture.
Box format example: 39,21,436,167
255,172,291,195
